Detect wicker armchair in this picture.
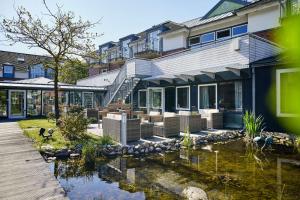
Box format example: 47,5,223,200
178,111,202,133
102,113,140,143
153,112,180,138
199,109,223,129
149,111,163,123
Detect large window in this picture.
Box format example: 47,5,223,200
198,84,217,109
27,90,42,116
276,68,300,117
0,90,7,117
232,24,248,37
30,64,44,78
3,65,14,78
70,91,82,106
176,86,190,110
138,90,147,108
218,82,242,111
200,32,215,44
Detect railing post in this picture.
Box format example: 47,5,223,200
121,112,127,145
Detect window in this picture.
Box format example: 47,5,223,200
149,30,161,51
83,92,93,108
198,84,217,109
27,90,42,116
232,24,248,36
121,39,131,58
216,29,231,40
70,92,82,106
189,36,200,46
3,65,14,78
218,81,242,111
101,46,109,63
176,86,190,110
138,90,147,108
276,68,300,117
149,88,163,109
200,32,215,44
30,64,45,78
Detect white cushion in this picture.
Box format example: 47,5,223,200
178,111,191,116
154,122,164,126
149,111,160,116
199,109,219,118
163,112,177,117
107,113,122,120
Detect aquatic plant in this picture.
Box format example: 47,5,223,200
243,111,264,139
82,142,96,166
98,136,113,146
183,126,192,147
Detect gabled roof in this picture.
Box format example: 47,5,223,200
202,0,249,19
14,77,70,85
0,50,51,72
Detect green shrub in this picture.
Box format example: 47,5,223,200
47,112,55,122
68,105,84,114
183,126,192,147
88,117,98,124
99,136,113,146
82,143,96,166
59,111,90,140
243,111,264,139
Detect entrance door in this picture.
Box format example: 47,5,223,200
0,90,8,118
9,90,26,119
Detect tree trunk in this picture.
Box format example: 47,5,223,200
54,63,60,124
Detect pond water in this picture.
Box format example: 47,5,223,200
50,140,300,200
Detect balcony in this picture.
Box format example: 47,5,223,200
132,39,162,59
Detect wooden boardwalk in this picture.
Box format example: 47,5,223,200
0,122,69,200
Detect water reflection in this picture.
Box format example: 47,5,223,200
51,140,300,200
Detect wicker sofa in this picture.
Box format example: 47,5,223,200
153,112,180,138
102,113,141,143
199,109,223,129
178,111,202,133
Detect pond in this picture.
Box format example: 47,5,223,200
50,140,300,200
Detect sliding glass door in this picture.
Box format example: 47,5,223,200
147,88,165,113
198,84,217,110
9,90,26,119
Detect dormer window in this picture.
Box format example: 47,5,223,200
3,65,14,78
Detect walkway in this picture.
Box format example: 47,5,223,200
0,121,68,200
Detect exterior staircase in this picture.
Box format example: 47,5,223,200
103,65,141,106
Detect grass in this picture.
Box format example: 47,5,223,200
18,118,113,151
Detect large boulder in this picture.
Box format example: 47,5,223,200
182,186,208,200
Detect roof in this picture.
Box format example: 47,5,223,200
0,77,105,91
77,69,120,87
0,50,51,72
251,55,285,67
202,0,249,19
236,0,277,13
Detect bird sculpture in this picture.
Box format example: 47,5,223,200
261,136,273,151
253,128,265,146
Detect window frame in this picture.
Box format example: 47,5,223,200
198,83,218,110
3,65,15,78
200,32,215,44
189,36,201,46
232,24,248,37
138,89,147,108
176,86,190,110
82,92,94,108
276,68,300,117
216,28,231,41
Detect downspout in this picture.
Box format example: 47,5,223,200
252,66,256,115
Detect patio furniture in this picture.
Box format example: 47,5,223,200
133,110,144,119
99,109,109,120
178,111,202,133
140,122,154,139
102,113,141,143
86,109,99,121
149,111,163,123
153,112,180,138
199,109,223,129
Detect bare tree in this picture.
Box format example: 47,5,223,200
1,0,101,123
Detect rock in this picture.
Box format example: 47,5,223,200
70,153,80,158
41,144,54,152
155,147,162,152
144,148,149,154
149,146,154,152
46,157,56,162
55,149,70,158
134,151,140,156
144,143,150,148
182,186,208,200
128,148,134,154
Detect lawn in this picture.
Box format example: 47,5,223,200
18,118,111,151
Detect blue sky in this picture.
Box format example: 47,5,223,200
0,0,219,55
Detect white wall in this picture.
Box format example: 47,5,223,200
15,72,29,79
248,5,281,33
162,33,187,52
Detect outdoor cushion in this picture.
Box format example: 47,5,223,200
149,111,160,116
154,122,164,126
199,109,219,118
106,113,122,120
178,111,191,116
163,112,177,117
